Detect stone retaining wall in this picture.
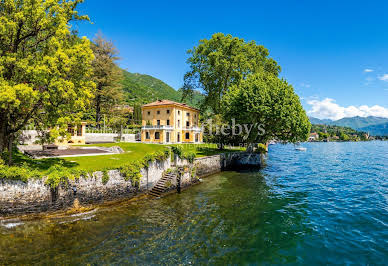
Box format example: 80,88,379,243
0,152,262,217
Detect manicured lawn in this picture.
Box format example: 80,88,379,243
168,143,245,157
13,143,245,174
14,143,167,173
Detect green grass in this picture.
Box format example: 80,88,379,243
168,143,245,157
12,143,244,174
14,143,166,173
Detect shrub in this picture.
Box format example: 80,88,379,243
101,169,109,185
45,165,78,188
0,164,41,182
257,143,268,154
119,161,143,187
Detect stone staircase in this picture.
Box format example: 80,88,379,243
148,171,177,198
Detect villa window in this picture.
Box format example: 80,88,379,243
167,119,170,126
186,121,190,127
167,110,170,114
155,132,160,140
77,125,82,136
147,111,151,116
146,132,150,139
186,112,190,117
157,110,160,115
178,120,180,127
157,120,160,126
178,110,180,115
185,132,190,140
194,114,197,118
67,125,75,136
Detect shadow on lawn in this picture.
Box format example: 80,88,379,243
12,151,79,172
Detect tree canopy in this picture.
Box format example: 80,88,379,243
0,0,94,162
91,33,123,126
181,33,281,114
222,72,311,144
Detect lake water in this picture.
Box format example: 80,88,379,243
0,141,387,264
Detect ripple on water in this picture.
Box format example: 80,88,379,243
0,141,387,264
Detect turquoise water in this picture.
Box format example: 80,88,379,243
0,141,387,264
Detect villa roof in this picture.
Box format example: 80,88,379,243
142,99,199,111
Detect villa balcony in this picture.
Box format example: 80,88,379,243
183,126,202,132
141,125,173,130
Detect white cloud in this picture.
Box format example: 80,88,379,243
300,82,311,88
364,68,374,73
378,74,388,81
307,98,388,120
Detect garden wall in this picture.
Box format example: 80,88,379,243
0,152,261,217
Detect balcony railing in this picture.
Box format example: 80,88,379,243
183,126,202,132
141,125,173,130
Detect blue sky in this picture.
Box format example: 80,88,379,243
75,0,388,120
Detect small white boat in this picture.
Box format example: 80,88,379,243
268,140,276,145
295,147,307,151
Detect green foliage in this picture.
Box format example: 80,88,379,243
0,163,41,182
132,103,142,124
190,167,197,180
257,143,268,154
171,146,195,163
119,161,142,186
311,124,367,141
0,0,95,161
171,146,183,158
182,151,196,163
91,33,123,126
182,33,280,114
120,149,170,187
120,70,203,108
222,72,311,144
101,169,109,185
45,165,79,189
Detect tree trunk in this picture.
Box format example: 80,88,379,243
95,94,101,128
8,134,13,165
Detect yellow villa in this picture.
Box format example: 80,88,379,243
141,100,203,144
55,122,87,145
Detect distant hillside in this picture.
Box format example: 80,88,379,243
120,70,203,108
360,122,388,136
309,117,332,125
329,116,388,129
309,116,388,136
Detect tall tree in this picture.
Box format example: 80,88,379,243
181,33,280,114
222,72,311,144
91,33,123,126
0,0,95,163
133,103,142,124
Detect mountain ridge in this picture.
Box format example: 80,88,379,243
309,116,388,136
120,70,203,108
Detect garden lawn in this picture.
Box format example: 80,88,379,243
13,143,245,175
14,143,167,174
168,143,245,157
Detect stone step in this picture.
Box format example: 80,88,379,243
149,191,161,197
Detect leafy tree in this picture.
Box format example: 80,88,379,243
318,132,329,140
181,33,280,114
132,103,142,124
91,33,123,126
222,72,311,144
0,0,95,164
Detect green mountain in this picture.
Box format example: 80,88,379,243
360,122,388,136
329,116,388,129
121,70,203,108
309,116,388,136
309,117,333,125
